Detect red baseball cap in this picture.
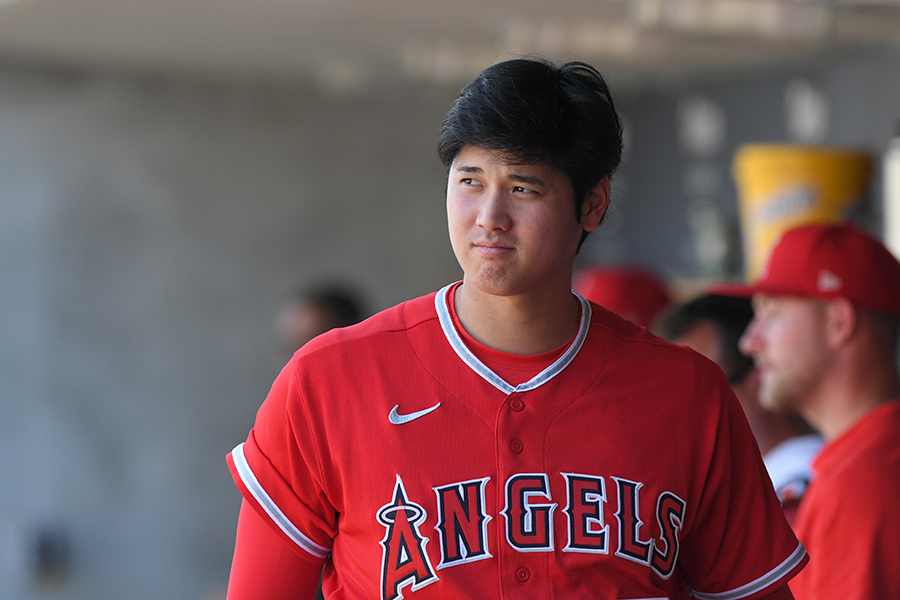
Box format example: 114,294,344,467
711,222,900,316
573,266,671,327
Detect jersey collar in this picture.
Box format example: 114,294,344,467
435,282,591,394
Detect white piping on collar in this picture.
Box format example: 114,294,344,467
435,282,591,394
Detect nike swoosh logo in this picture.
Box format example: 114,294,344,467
388,403,441,425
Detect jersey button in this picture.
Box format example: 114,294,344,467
516,567,531,582
510,399,525,412
510,439,524,453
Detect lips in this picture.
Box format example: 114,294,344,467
473,243,514,257
470,236,515,253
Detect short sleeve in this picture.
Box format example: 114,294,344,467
227,358,338,564
679,379,808,599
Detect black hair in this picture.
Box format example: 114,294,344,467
293,284,365,328
656,294,755,385
438,56,624,248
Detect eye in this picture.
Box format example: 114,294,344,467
513,186,536,194
755,303,776,321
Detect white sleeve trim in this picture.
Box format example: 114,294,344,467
231,443,331,560
690,542,806,600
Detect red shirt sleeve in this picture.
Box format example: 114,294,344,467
226,500,324,600
226,358,338,563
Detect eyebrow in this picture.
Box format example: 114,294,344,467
454,164,547,187
509,173,546,186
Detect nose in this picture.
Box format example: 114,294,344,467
738,318,761,357
475,190,512,232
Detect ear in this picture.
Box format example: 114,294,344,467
824,297,857,349
580,177,610,233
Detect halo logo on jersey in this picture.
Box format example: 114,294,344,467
377,476,438,600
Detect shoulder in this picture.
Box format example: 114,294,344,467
807,433,900,518
262,291,444,437
587,301,727,382
813,401,900,484
580,301,738,434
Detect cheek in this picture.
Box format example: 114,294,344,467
447,192,475,225
771,322,812,364
446,199,466,237
766,326,793,359
529,204,576,240
446,204,472,259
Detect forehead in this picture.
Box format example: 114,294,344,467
752,293,823,316
451,145,558,176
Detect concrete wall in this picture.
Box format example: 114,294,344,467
1,46,899,599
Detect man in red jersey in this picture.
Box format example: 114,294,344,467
225,56,806,600
734,221,900,600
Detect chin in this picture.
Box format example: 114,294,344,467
759,388,792,414
467,265,513,291
470,279,517,298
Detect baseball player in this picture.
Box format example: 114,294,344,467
732,222,900,600
225,57,807,600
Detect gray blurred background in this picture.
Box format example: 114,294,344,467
2,1,900,598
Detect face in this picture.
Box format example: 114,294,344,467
276,301,335,356
673,320,723,367
738,294,829,413
446,145,607,299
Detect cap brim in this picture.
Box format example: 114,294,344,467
705,282,756,298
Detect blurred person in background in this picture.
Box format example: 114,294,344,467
572,265,671,329
275,282,366,360
656,292,822,525
731,222,900,600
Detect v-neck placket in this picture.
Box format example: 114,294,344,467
434,283,591,395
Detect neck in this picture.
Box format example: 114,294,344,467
454,280,581,355
802,311,900,440
802,357,900,441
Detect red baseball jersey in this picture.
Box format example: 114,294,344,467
789,399,900,600
228,283,807,600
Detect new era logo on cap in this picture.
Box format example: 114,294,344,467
817,270,842,293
